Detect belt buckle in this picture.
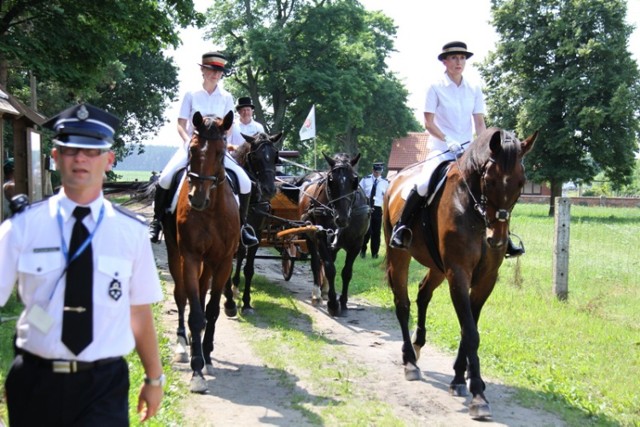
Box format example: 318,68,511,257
52,360,77,373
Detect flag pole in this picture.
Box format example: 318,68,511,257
313,137,317,170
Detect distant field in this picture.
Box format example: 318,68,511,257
112,170,155,182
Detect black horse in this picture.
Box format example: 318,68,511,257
228,131,282,314
298,153,370,317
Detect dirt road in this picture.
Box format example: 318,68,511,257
137,202,564,427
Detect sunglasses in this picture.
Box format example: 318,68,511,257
58,146,109,157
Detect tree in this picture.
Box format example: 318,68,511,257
206,0,420,169
0,0,202,162
480,0,640,215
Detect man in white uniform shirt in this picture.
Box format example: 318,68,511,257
0,103,164,426
359,162,389,259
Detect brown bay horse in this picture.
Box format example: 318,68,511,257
298,153,370,317
229,131,282,314
383,128,537,419
162,111,240,393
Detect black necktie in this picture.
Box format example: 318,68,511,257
370,178,378,207
62,206,94,355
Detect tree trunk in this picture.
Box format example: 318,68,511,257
547,179,562,216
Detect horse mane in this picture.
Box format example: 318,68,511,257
231,142,252,167
462,127,521,175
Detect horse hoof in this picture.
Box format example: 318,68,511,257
224,305,238,318
469,397,492,420
205,364,215,376
190,376,208,394
173,351,189,363
327,304,341,318
404,363,422,381
449,383,469,397
241,306,255,315
311,287,322,302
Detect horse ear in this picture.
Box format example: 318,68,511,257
270,132,284,146
242,132,256,144
489,130,503,156
323,152,336,168
351,153,361,166
193,111,203,127
520,130,538,156
223,110,234,131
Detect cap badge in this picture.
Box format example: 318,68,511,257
76,105,89,120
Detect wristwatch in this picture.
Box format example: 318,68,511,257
144,373,166,387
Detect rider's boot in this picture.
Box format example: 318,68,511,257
149,186,169,243
239,193,259,248
505,234,525,258
389,188,424,250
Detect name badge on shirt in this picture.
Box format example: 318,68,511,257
26,305,54,334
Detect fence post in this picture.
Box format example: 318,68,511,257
553,197,571,300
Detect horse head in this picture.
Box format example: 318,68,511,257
241,131,283,200
465,128,537,249
187,110,234,211
322,152,361,228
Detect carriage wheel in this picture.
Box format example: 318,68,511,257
281,242,296,281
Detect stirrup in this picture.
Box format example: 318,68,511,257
241,224,259,248
505,234,525,258
389,225,412,249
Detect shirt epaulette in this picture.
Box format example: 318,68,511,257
113,204,148,225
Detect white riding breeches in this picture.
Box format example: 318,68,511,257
414,149,455,197
157,144,251,195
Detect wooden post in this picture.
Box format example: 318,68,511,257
553,197,570,300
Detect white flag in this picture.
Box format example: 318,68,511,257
299,105,316,140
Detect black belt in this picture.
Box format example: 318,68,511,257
20,351,123,374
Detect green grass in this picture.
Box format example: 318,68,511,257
112,170,155,182
343,203,640,426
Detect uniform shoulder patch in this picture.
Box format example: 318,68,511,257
113,204,149,225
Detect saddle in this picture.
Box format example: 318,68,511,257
166,167,240,214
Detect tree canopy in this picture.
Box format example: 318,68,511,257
480,0,640,214
0,0,203,161
206,0,420,169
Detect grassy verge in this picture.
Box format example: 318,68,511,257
345,203,639,426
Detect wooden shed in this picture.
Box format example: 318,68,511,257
1,87,46,218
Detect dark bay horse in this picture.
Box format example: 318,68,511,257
161,111,240,393
383,128,537,419
229,131,282,314
298,153,370,317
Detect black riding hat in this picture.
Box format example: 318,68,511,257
438,41,474,61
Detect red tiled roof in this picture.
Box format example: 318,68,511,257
388,132,430,170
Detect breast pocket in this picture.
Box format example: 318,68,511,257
96,256,132,308
18,252,64,302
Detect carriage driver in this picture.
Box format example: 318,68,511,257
149,51,260,248
390,41,524,258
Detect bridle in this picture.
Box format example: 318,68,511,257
455,132,522,230
244,140,278,197
186,130,227,191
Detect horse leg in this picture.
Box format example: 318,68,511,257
305,237,323,305
171,265,189,364
318,239,339,317
241,245,259,314
412,270,445,360
387,249,421,380
231,244,246,300
223,276,238,318
203,283,222,376
338,248,359,314
448,275,492,419
183,257,208,393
